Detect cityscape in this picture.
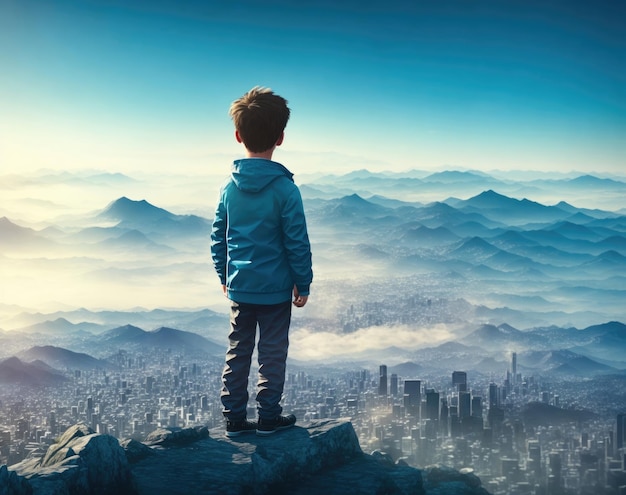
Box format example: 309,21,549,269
1,341,625,495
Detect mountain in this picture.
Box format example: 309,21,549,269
461,323,547,351
389,361,423,376
0,217,56,251
99,229,174,253
99,197,174,224
99,325,223,356
449,237,501,262
16,318,103,335
457,190,570,225
546,221,604,242
17,345,113,371
422,170,493,184
97,197,211,237
0,356,68,386
567,175,626,189
398,225,460,246
313,194,390,219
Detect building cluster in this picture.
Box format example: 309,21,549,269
0,350,625,495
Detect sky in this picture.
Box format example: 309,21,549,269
1,0,625,177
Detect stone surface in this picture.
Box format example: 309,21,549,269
131,418,362,495
4,419,493,495
0,464,32,495
143,425,209,446
10,423,136,495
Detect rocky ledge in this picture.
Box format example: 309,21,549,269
5,419,492,495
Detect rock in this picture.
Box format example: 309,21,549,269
10,424,136,495
120,438,155,464
6,419,492,495
131,417,362,495
143,425,209,446
422,465,491,495
0,464,32,495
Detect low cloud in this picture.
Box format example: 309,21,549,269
290,324,455,362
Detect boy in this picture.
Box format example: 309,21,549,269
210,87,313,437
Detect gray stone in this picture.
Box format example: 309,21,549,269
120,438,155,464
11,424,135,495
143,425,209,446
0,464,32,495
131,417,362,495
6,419,492,495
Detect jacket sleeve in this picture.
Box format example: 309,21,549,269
210,191,228,285
281,186,313,296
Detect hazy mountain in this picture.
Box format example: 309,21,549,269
0,356,68,386
3,171,625,369
16,318,103,335
99,229,174,254
99,325,223,356
422,170,495,184
97,197,211,238
397,225,460,247
390,361,423,377
17,345,114,371
456,190,570,225
567,175,626,189
461,323,547,352
0,217,57,252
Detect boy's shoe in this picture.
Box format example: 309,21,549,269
225,419,258,438
256,414,296,436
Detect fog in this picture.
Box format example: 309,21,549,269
289,323,456,363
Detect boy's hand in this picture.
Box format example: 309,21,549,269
293,286,308,307
222,285,227,296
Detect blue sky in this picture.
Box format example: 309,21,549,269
1,0,625,176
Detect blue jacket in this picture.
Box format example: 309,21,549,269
210,158,313,305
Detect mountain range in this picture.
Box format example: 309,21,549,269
1,319,622,386
1,169,625,365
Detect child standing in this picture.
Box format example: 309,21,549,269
211,87,313,437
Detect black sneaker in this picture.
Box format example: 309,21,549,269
256,414,296,436
225,419,258,438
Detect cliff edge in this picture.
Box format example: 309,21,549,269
6,419,492,495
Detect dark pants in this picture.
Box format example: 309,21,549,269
221,300,292,421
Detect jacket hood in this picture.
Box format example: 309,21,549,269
231,158,294,193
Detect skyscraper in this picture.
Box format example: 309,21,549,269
452,371,467,391
390,373,398,397
617,413,626,452
459,391,471,419
379,365,388,396
426,388,440,421
489,383,498,408
511,352,517,384
404,379,421,416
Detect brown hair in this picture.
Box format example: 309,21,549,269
229,86,291,153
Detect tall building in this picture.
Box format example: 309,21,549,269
378,365,387,396
459,391,471,419
452,371,467,391
471,396,483,418
617,413,626,452
511,352,517,384
425,388,440,421
489,383,498,408
390,373,398,397
403,379,421,416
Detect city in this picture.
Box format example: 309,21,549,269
1,347,624,495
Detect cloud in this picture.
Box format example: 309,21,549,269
289,323,455,362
